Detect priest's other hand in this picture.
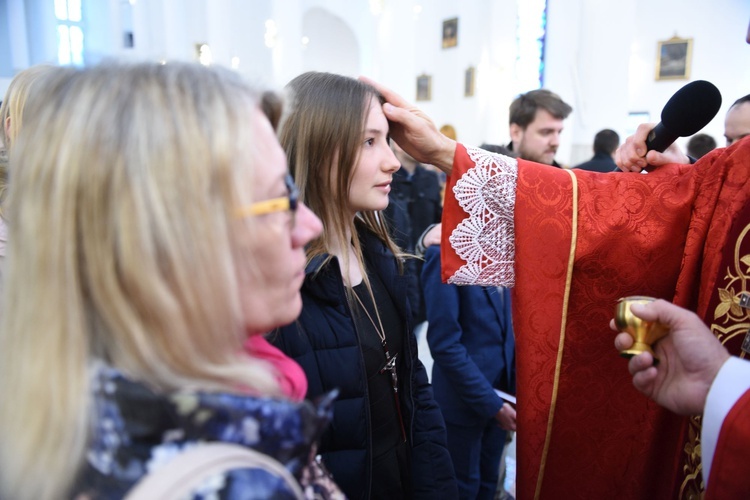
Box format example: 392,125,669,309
615,123,690,172
611,299,730,415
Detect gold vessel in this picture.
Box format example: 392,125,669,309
614,296,668,359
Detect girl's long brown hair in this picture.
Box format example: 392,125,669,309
279,72,405,284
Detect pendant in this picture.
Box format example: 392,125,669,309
380,349,407,442
381,350,399,394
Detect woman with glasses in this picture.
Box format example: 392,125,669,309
0,62,346,499
271,72,457,499
0,64,58,265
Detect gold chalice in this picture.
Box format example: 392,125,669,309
614,296,668,360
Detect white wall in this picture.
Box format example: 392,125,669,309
351,0,521,148
545,0,634,165
626,0,750,158
2,0,749,166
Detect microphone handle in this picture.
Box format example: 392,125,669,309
645,122,679,153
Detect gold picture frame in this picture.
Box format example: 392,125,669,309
655,36,692,80
464,66,475,97
416,74,432,102
442,18,458,49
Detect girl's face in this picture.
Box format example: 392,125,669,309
238,109,322,332
347,96,400,216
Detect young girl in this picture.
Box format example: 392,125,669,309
272,72,457,499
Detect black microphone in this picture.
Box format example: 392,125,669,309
646,80,722,152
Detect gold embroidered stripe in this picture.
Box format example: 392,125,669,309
534,168,579,500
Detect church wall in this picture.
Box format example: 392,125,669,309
0,0,749,165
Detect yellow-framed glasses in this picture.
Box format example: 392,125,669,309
237,174,299,220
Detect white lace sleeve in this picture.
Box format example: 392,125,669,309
447,146,517,286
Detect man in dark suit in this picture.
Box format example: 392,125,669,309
506,88,573,167
574,128,620,172
421,239,516,500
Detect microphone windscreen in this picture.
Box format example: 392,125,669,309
661,80,722,137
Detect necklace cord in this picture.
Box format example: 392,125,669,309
352,286,407,442
352,288,387,344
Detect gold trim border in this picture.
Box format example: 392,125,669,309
534,169,579,499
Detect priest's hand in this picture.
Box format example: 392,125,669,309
359,76,457,175
615,123,690,172
494,403,516,431
611,299,730,415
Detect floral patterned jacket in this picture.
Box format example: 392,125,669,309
72,363,340,499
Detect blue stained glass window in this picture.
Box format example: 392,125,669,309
55,0,84,66
57,25,70,65
67,0,82,22
70,26,84,65
516,0,547,92
54,0,68,20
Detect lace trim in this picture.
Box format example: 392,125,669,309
447,146,517,286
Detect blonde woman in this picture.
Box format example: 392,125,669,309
271,72,457,499
0,64,58,259
0,64,58,150
0,62,342,499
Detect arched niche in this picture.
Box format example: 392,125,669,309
301,7,359,77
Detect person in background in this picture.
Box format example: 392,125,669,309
271,71,456,500
440,124,457,141
686,133,717,160
612,299,750,499
0,62,342,500
383,140,442,324
506,89,573,167
478,143,515,157
421,223,516,500
435,124,456,199
574,128,620,172
723,93,750,146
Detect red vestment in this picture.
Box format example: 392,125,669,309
441,139,750,499
705,388,750,499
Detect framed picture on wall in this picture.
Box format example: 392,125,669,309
464,66,475,97
655,36,692,80
416,74,432,101
442,18,458,49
